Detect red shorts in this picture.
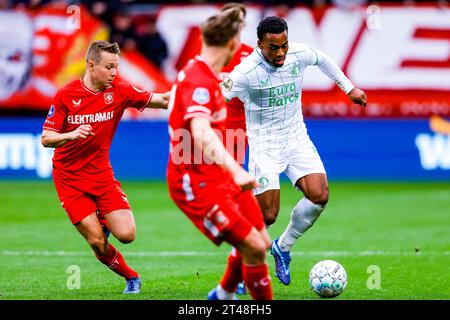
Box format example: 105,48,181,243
224,126,247,165
168,174,264,246
53,170,131,225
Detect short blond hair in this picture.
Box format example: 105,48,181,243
221,3,246,18
85,40,120,64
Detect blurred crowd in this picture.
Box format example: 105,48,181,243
0,0,447,70
0,0,170,69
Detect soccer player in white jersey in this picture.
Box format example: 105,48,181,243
221,16,367,285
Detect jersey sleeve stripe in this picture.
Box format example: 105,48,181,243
42,126,61,133
312,48,319,65
137,92,153,111
186,105,212,115
183,112,212,121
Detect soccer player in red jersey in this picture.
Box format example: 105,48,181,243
178,3,252,164
167,9,273,300
41,40,169,294
222,42,253,164
219,3,253,165
219,3,254,296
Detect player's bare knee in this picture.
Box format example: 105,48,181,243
309,187,329,206
116,228,136,244
247,240,267,263
262,235,271,250
263,207,279,226
315,194,329,206
117,233,135,244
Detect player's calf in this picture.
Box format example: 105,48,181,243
96,243,140,282
242,263,273,300
236,230,273,300
255,190,280,227
219,249,243,294
86,234,109,256
278,197,326,251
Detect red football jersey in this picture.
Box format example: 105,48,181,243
167,56,232,184
43,78,152,180
220,43,253,131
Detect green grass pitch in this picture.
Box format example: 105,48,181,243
0,181,449,300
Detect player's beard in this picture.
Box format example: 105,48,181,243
271,57,285,68
262,53,285,68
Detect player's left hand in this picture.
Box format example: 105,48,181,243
347,88,367,108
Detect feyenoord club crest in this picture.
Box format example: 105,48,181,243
104,92,114,104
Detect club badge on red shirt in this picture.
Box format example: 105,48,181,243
104,92,114,105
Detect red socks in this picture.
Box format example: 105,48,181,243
219,249,243,292
97,242,272,300
219,248,273,300
96,243,139,280
242,263,273,300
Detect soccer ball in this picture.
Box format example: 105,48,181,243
309,259,347,298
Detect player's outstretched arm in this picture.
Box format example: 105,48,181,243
313,49,367,108
190,117,259,191
147,91,170,109
41,125,95,148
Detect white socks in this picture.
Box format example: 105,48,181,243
216,284,236,300
278,197,325,252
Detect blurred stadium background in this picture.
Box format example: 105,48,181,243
0,0,449,300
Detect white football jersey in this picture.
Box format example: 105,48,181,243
221,42,353,147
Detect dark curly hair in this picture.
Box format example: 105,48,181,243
257,16,288,41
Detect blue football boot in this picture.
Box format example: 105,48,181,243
207,288,220,300
123,277,141,294
270,238,292,285
207,287,238,300
235,281,246,295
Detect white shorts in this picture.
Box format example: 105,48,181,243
248,137,326,195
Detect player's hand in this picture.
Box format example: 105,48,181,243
347,88,367,108
161,91,171,108
149,92,170,109
156,91,170,109
69,125,95,140
232,168,260,191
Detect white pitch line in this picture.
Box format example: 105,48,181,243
1,250,449,257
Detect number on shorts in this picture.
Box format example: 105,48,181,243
182,173,195,201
